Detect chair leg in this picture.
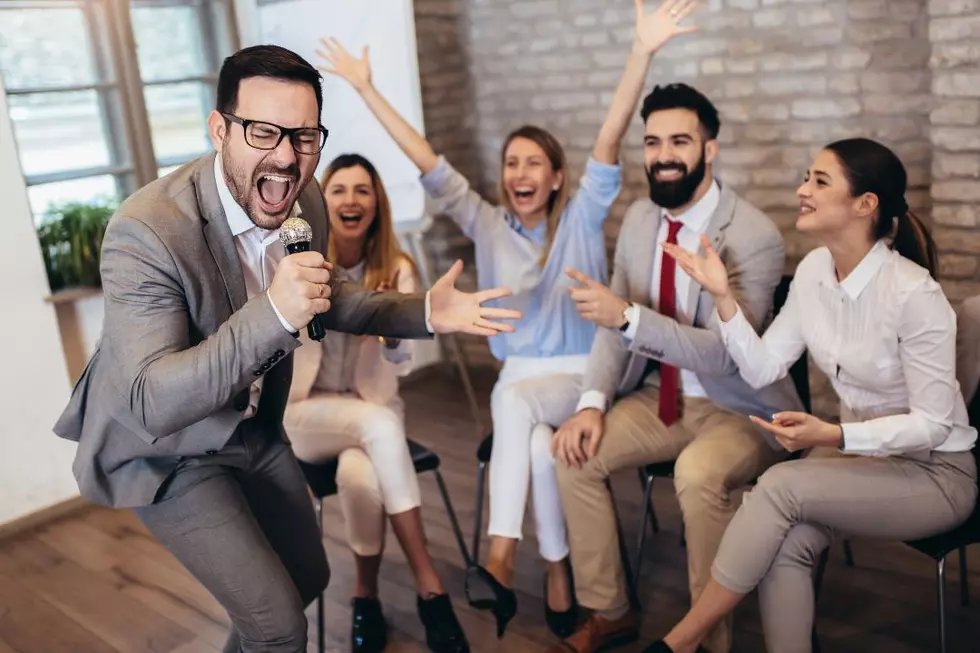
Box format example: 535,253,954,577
843,539,855,567
633,475,655,591
606,479,639,611
959,545,969,607
315,498,325,653
813,548,829,601
472,461,487,565
433,469,475,568
635,468,659,533
937,556,948,653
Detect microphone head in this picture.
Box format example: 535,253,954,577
279,217,313,248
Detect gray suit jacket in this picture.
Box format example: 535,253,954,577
54,153,431,508
584,182,804,447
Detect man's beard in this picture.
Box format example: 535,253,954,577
222,148,302,230
646,148,707,210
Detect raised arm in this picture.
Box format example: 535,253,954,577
593,0,700,164
317,38,438,174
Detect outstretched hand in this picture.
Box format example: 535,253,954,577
316,37,372,92
566,268,630,329
634,0,700,55
662,234,730,298
428,260,522,337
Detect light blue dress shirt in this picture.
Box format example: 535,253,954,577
420,156,622,361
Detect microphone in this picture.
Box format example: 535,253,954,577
279,216,325,341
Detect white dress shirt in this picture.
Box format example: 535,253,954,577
577,180,720,414
214,156,299,417
718,240,977,457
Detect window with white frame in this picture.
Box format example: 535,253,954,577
0,0,236,222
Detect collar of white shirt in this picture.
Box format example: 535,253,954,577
662,178,721,234
213,155,301,245
834,239,889,300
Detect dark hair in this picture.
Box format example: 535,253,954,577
824,137,938,278
216,44,323,116
640,83,721,140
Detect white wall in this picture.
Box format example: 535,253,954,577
0,78,81,526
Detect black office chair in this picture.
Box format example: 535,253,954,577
301,440,475,653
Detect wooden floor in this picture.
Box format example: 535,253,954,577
1,365,978,652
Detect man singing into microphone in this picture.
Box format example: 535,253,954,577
54,44,518,653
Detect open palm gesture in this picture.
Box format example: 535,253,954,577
316,37,372,92
663,234,729,298
634,0,700,54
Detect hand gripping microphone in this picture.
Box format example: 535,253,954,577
279,216,325,341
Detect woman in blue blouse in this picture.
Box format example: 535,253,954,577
317,0,699,637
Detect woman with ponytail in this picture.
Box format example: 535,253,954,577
640,137,977,653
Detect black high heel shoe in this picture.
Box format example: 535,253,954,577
464,565,517,638
542,562,579,638
417,593,470,653
350,597,388,653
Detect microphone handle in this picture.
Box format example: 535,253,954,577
284,241,325,341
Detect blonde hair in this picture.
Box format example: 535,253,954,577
498,125,570,266
320,153,418,290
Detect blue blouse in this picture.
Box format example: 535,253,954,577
420,156,622,360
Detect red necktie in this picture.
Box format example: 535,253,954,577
658,218,684,426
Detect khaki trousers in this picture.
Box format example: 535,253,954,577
712,446,977,652
555,384,786,653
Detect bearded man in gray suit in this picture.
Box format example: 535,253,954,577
55,45,517,653
547,83,803,653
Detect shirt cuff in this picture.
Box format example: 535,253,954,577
576,390,608,415
424,291,434,333
621,303,641,341
839,422,875,455
268,293,298,333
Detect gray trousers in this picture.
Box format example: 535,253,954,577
711,447,977,653
134,422,329,653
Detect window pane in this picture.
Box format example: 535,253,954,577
27,175,119,223
144,82,211,163
130,3,208,81
0,4,101,89
8,91,113,177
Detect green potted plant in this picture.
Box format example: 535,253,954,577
36,197,118,293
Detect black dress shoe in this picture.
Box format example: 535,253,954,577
351,597,388,653
542,565,579,639
464,565,517,638
417,593,470,653
642,641,674,653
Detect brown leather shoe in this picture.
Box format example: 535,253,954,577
546,609,639,653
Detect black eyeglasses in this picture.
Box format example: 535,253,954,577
222,113,328,155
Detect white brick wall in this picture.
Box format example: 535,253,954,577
413,0,980,408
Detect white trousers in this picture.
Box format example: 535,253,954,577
283,393,420,557
487,355,587,562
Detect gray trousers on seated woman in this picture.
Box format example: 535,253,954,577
710,445,977,653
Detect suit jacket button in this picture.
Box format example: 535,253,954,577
274,349,285,358
253,370,262,377
260,362,271,371
206,449,218,456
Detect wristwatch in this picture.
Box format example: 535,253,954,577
618,304,631,332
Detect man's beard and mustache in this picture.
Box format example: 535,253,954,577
646,148,707,210
222,148,304,230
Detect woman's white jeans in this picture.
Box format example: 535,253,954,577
284,393,420,557
488,355,587,562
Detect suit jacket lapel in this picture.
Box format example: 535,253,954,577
636,202,661,304
683,180,737,317
197,153,248,311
